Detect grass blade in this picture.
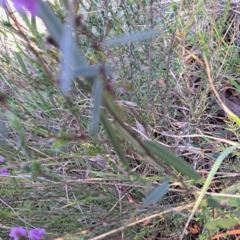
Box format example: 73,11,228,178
180,144,240,239
15,52,29,76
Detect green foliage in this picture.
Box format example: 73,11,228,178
1,0,240,239
205,218,239,230
143,178,169,206
143,140,201,180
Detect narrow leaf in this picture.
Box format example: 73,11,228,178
100,113,129,170
181,144,240,239
15,52,28,76
207,196,240,207
38,1,86,67
143,178,169,206
105,29,159,47
143,140,201,180
103,90,146,153
38,1,112,86
58,21,75,95
31,15,37,30
73,65,112,78
205,219,239,230
90,79,102,135
38,1,62,47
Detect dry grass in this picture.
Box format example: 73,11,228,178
0,0,240,239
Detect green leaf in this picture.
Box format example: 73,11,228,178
143,140,201,180
102,89,146,153
100,113,129,170
222,181,240,194
73,65,112,78
31,15,37,30
207,196,240,207
205,218,239,230
0,209,11,218
53,138,70,149
31,161,43,179
0,29,7,37
143,178,169,206
90,79,102,135
182,144,240,238
8,113,24,142
15,52,29,76
37,1,112,90
1,21,12,28
59,22,75,95
38,1,62,47
105,29,159,47
38,2,86,67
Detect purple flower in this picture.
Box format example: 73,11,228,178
119,87,126,94
0,0,39,15
13,0,39,14
0,168,8,175
0,157,4,163
9,227,27,240
28,228,46,240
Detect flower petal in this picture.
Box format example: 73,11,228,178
28,228,46,240
9,227,27,240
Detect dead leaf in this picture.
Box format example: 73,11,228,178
158,78,165,86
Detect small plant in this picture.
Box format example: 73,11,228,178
0,0,240,239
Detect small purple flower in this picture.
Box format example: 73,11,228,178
0,157,4,163
119,87,126,94
0,0,39,15
28,228,46,240
0,168,8,175
9,227,27,240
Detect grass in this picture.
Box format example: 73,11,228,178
0,0,240,239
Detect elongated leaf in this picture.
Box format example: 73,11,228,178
143,141,201,180
31,15,37,30
143,178,169,206
102,89,146,153
0,29,7,37
205,219,239,230
7,113,30,157
222,181,240,194
0,114,7,138
181,144,240,239
73,65,112,78
207,196,240,207
59,20,75,95
38,1,86,66
37,1,112,88
15,52,28,75
37,1,62,47
90,80,102,135
105,29,159,47
100,113,129,170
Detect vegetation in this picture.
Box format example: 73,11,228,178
0,0,240,239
